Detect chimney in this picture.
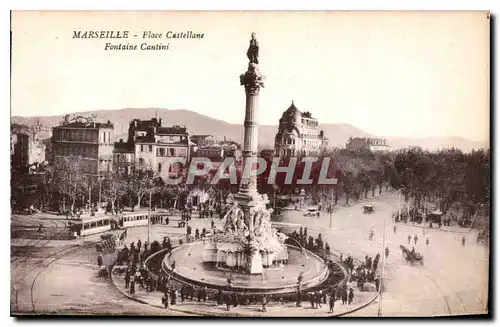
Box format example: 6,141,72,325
119,139,123,143
134,120,138,127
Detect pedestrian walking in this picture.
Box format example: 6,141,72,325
189,285,194,300
385,246,389,259
426,238,429,246
171,288,177,306
414,235,418,245
341,287,348,305
462,236,466,246
296,285,302,307
125,271,130,289
316,291,322,309
261,294,267,312
348,288,354,305
329,293,335,313
129,277,135,295
225,293,231,311
162,291,169,309
217,289,223,305
408,234,411,244
202,286,208,302
97,254,103,268
309,292,315,308
393,225,397,233
180,285,186,302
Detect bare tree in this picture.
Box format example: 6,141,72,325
103,171,128,212
54,156,85,212
128,160,158,211
33,162,55,211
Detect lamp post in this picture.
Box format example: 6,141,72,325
148,189,152,244
378,217,387,317
329,186,333,229
98,176,103,212
88,179,92,213
273,185,277,211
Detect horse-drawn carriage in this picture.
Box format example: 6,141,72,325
400,245,424,265
363,204,374,214
477,230,489,245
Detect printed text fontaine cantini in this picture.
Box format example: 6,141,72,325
72,30,204,51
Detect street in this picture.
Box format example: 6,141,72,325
10,193,489,316
277,193,489,316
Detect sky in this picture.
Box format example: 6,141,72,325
11,11,490,142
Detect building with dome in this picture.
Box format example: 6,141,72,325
274,101,329,157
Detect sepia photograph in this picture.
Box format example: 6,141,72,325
10,10,490,317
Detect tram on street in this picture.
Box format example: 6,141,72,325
77,215,112,236
121,213,149,228
120,212,169,228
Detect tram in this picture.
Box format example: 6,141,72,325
120,212,169,228
69,212,170,237
121,213,149,228
76,215,112,237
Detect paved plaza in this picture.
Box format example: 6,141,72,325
10,192,489,316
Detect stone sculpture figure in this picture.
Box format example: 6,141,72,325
247,32,259,64
236,217,249,236
223,202,242,233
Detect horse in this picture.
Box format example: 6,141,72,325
400,245,424,265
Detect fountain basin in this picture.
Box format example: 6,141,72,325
162,242,332,295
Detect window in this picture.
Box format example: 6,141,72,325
139,158,144,165
149,145,153,152
140,145,144,152
159,148,165,156
158,163,162,172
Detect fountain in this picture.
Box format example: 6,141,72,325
201,194,289,273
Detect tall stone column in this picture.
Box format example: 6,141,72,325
238,63,264,198
235,60,268,274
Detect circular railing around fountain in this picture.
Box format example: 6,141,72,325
144,242,348,302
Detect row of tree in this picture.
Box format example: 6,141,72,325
12,146,490,220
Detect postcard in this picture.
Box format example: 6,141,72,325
10,11,490,317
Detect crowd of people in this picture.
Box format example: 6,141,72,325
105,221,382,315
284,227,331,258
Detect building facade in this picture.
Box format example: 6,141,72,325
51,115,114,176
11,132,30,173
125,118,193,180
113,139,135,176
345,137,391,152
190,135,225,148
11,122,50,173
274,101,328,157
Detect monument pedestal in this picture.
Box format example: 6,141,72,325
234,191,269,274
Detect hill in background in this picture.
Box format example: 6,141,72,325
11,108,488,152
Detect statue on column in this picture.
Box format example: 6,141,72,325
247,32,259,64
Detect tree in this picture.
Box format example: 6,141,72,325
54,156,86,212
103,171,128,212
33,162,55,211
128,160,158,210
